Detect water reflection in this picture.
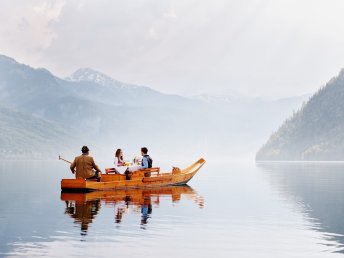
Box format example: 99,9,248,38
3,161,344,257
64,199,101,235
257,162,344,253
61,186,204,233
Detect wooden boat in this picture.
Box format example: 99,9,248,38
61,158,206,191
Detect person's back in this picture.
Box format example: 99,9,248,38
70,146,102,180
141,147,152,169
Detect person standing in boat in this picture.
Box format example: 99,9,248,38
114,148,128,174
70,146,102,181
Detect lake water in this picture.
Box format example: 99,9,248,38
1,160,344,257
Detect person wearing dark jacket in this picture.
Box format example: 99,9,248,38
126,147,153,174
141,147,152,168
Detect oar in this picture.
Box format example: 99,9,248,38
59,155,72,164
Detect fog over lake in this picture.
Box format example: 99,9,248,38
1,1,344,257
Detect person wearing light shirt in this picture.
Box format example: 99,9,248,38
113,148,127,174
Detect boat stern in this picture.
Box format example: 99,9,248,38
61,178,87,191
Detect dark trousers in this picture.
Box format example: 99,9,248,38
87,171,101,181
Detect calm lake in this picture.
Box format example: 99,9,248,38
1,160,344,257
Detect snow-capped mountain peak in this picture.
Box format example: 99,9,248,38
66,67,119,86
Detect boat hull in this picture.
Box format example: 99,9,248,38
61,158,205,191
61,185,198,203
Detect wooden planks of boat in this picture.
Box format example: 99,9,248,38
61,158,206,191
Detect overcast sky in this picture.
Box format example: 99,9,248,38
1,0,344,98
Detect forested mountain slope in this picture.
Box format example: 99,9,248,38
257,69,344,160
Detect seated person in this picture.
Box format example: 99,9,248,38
114,148,128,174
141,147,153,168
70,146,102,181
127,147,153,172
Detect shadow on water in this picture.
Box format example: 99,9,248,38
257,162,344,253
61,186,204,234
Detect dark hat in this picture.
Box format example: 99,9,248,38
81,146,89,153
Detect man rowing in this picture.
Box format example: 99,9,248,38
70,146,102,181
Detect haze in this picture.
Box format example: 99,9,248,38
1,0,344,98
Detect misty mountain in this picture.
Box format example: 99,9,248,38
65,67,188,107
0,55,202,125
257,69,344,160
0,54,307,160
0,105,76,159
0,55,209,158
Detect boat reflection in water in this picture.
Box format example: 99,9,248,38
64,199,101,235
61,186,204,234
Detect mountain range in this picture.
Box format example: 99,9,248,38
257,69,344,160
0,54,307,161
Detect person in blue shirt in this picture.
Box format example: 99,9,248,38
125,147,153,178
141,147,152,168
